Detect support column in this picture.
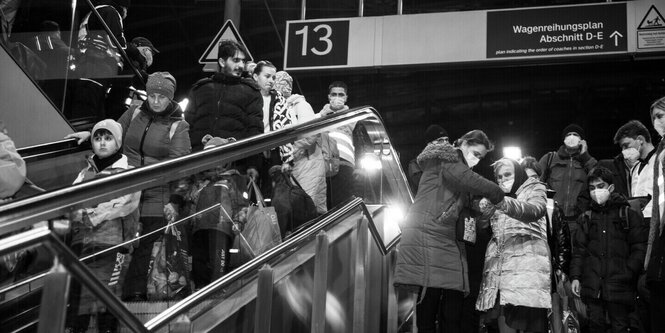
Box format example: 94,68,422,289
38,258,71,333
311,231,330,333
255,264,275,333
224,0,241,27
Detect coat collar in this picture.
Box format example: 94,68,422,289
416,141,460,166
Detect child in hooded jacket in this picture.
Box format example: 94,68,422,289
67,119,140,333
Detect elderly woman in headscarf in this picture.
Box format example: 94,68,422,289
476,158,551,333
272,70,327,214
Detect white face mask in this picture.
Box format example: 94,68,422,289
465,152,480,168
500,179,514,193
590,188,611,205
330,97,345,110
622,147,640,163
564,134,581,148
654,118,665,136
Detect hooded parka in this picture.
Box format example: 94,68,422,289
394,141,504,294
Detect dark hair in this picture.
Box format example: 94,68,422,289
455,130,494,152
588,166,614,185
252,60,276,75
217,40,248,61
613,120,651,144
92,128,112,138
328,81,348,94
520,156,542,177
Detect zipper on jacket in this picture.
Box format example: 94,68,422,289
565,157,573,214
138,117,154,166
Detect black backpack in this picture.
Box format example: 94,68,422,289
269,166,318,238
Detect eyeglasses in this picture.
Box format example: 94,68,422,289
329,92,346,97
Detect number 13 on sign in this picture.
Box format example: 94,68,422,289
285,20,350,69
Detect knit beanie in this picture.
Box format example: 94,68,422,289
146,72,176,100
92,119,123,148
424,124,448,143
561,123,585,140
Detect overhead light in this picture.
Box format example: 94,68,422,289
503,146,522,161
178,98,189,112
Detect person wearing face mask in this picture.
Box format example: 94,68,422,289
539,123,597,235
476,158,551,333
569,167,647,333
645,96,665,333
318,81,358,208
394,130,505,333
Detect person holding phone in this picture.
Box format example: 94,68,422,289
539,123,597,235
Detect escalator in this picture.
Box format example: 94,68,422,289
0,106,415,333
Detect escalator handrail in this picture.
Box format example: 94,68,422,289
144,197,369,332
83,0,145,84
0,107,385,235
0,226,148,333
17,138,87,163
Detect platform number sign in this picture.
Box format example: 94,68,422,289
286,20,350,69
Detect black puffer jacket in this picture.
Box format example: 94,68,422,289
570,193,648,305
186,73,263,151
549,202,571,276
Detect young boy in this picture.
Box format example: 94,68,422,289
570,166,648,333
68,119,141,333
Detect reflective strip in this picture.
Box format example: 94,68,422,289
329,131,355,164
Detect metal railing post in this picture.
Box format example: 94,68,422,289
311,231,329,333
37,258,71,333
397,0,403,15
352,216,370,333
301,0,307,20
358,0,364,17
254,264,274,333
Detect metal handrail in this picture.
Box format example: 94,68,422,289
145,197,367,332
0,107,382,235
83,0,145,83
0,227,147,333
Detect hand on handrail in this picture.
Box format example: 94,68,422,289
65,131,91,145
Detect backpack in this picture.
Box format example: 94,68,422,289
580,198,641,233
319,132,340,177
269,167,317,238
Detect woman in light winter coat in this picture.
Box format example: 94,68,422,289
477,158,551,333
273,71,327,213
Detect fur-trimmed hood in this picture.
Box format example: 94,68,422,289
416,141,461,166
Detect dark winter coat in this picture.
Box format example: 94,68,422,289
394,141,504,294
117,101,192,217
186,73,263,151
539,146,597,217
548,201,572,276
570,193,648,305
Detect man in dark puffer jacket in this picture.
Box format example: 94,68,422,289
570,167,648,333
186,40,263,151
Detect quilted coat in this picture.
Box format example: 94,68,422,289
476,177,552,311
394,141,504,294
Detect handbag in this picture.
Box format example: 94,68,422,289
146,216,192,301
229,180,281,266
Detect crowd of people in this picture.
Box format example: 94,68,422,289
397,109,665,332
1,10,362,328
1,3,665,333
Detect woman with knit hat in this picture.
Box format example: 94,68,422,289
66,71,192,300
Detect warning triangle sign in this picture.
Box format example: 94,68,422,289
638,5,665,30
199,20,254,64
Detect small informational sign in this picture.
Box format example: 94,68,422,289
487,3,627,58
199,20,253,72
637,5,665,49
285,20,350,69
